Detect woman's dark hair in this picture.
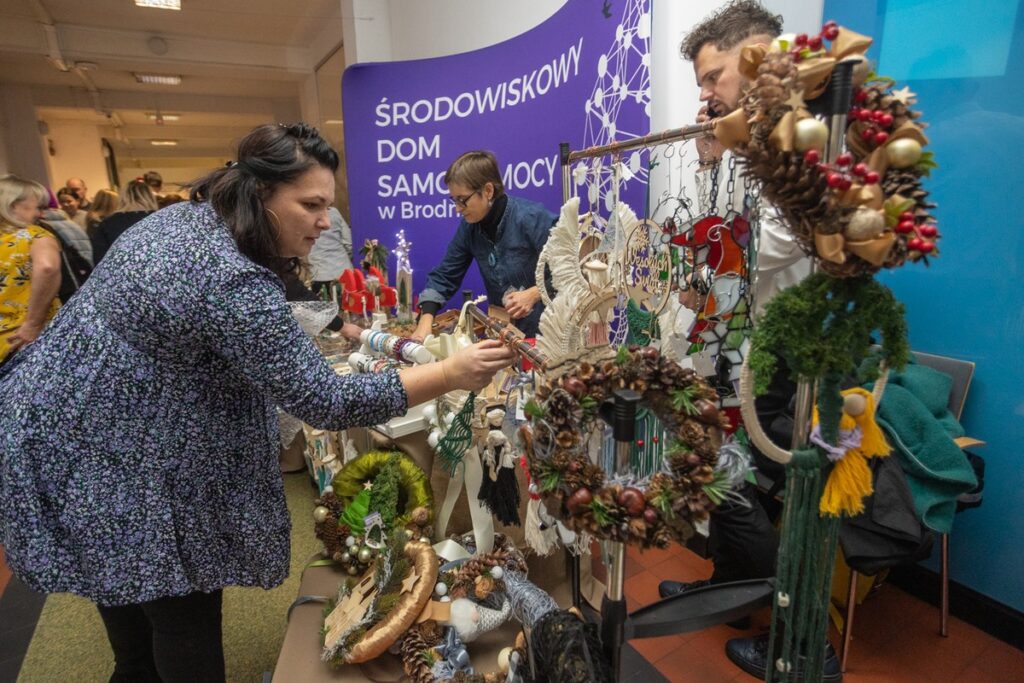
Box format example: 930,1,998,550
444,150,505,197
189,123,339,276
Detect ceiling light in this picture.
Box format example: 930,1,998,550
150,139,178,146
135,0,181,10
134,73,181,85
147,113,180,122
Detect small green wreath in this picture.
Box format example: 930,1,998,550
332,450,434,529
522,347,730,547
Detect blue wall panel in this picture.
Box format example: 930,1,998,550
825,0,1024,612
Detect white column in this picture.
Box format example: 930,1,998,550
0,84,51,186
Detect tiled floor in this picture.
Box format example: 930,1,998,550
2,542,1022,682
621,543,1024,683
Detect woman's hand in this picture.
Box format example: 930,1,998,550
441,339,516,391
7,321,44,353
504,287,540,320
410,314,434,343
340,322,364,341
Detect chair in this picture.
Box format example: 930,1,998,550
839,351,984,671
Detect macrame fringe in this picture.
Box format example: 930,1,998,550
524,489,558,556
766,446,839,683
477,458,521,526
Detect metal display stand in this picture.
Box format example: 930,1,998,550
553,61,856,679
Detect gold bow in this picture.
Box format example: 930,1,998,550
815,229,896,266
847,121,930,177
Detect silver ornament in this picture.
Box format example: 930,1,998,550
312,505,330,523
435,582,448,597
357,547,373,563
490,566,504,580
345,536,356,547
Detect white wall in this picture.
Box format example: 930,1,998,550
342,0,566,65
649,0,824,220
42,119,112,195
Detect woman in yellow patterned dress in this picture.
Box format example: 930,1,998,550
0,175,62,365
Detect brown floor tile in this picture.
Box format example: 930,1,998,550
969,639,1024,681
625,569,664,609
654,638,737,682
633,545,683,571
628,633,686,664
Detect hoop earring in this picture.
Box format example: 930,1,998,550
265,208,282,229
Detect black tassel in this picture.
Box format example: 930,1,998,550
478,461,521,526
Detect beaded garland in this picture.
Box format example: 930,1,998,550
521,346,731,547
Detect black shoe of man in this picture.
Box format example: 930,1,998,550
725,633,842,682
657,579,752,629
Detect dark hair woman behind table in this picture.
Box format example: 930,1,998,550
0,123,513,683
412,150,556,342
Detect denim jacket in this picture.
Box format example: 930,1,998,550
419,195,556,337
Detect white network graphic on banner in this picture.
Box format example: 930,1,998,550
576,0,651,218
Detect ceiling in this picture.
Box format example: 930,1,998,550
0,0,344,168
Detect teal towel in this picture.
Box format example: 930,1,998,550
870,363,976,534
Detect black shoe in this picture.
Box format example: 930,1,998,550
657,579,752,629
725,633,842,682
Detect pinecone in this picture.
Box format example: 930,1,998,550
742,147,833,242
859,82,921,128
750,51,798,114
399,629,436,683
545,388,581,429
881,168,936,222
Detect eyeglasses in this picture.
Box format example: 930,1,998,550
448,190,480,208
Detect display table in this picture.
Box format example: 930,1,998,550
272,554,576,682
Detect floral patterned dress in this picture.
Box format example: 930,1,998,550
0,202,408,606
0,225,61,362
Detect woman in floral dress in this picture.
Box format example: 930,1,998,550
0,124,513,682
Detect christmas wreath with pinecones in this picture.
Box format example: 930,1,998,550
520,346,731,547
712,20,939,278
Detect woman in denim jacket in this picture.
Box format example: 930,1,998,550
412,151,556,340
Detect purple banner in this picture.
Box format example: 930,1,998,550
342,0,651,304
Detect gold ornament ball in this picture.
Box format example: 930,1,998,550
886,138,923,168
793,118,829,152
844,207,886,241
497,647,513,674
357,547,373,563
312,505,330,523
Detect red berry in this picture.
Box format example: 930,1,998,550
918,240,935,253
871,110,885,122
824,20,838,29
861,127,876,140
919,224,938,238
899,211,915,222
636,439,645,447
824,25,840,40
838,177,853,191
879,113,894,128
795,33,809,46
803,149,821,164
652,436,659,444
908,237,924,251
897,220,916,233
790,48,803,62
809,35,823,50
874,131,890,145
836,153,853,167
852,163,868,177
827,172,844,188
864,171,880,184
854,89,868,103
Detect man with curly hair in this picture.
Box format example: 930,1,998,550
660,2,841,680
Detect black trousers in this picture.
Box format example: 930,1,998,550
706,354,796,583
96,589,225,683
